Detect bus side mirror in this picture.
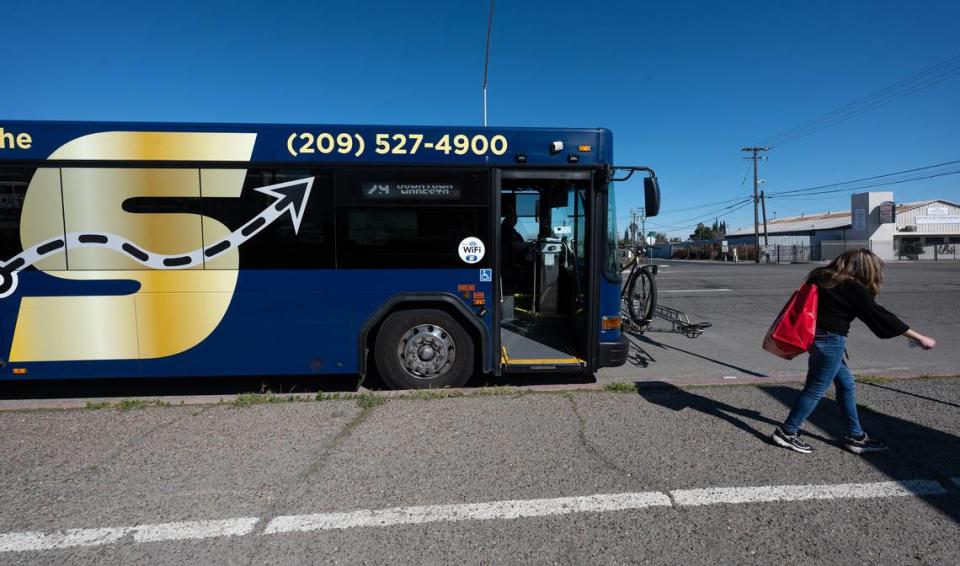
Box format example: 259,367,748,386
644,176,661,217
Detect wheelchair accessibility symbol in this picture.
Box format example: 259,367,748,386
479,268,492,282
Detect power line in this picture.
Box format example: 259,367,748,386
649,198,752,229
758,54,960,149
647,200,753,235
766,167,960,200
767,70,960,148
760,54,960,147
647,198,753,232
656,194,755,216
735,161,752,197
765,158,960,197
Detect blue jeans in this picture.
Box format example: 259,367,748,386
782,331,865,438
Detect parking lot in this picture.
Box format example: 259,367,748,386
600,259,960,386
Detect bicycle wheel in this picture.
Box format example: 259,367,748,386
627,267,657,326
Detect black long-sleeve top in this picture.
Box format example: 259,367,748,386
813,279,909,339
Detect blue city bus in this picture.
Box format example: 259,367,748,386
0,121,659,389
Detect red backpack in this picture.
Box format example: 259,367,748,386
762,283,818,360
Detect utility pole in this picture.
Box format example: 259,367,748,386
760,189,769,245
640,207,646,247
630,207,646,247
742,147,769,262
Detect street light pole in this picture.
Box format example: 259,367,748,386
482,0,495,127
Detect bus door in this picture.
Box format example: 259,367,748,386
495,170,596,372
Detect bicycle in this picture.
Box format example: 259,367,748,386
620,246,658,333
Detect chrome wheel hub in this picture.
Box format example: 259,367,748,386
398,324,455,379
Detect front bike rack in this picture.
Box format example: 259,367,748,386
652,305,712,339
620,259,711,339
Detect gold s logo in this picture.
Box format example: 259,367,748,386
11,131,256,362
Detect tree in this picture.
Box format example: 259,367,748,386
689,222,717,242
654,232,668,244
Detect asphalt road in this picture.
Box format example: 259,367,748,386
1,378,958,564
598,260,960,386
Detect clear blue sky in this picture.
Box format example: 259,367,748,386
3,0,958,238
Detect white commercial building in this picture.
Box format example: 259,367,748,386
726,191,960,261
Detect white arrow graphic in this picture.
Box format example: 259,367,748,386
0,177,314,298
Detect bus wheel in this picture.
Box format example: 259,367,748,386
374,309,473,390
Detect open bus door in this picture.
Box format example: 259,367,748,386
493,169,598,374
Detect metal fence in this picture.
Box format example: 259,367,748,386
671,243,808,263
672,240,960,263
761,244,813,263
894,242,958,261
822,240,959,262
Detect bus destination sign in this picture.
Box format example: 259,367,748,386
361,182,461,200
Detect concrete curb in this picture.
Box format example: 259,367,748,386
0,370,955,412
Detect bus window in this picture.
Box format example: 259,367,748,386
0,167,66,271
604,184,620,282
336,170,490,269
201,169,334,270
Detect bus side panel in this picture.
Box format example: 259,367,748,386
0,271,144,378
0,268,493,379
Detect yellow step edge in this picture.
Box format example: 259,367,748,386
500,345,583,366
505,357,584,365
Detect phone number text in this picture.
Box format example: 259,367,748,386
286,132,508,158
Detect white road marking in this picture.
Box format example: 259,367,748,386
659,288,731,293
0,479,953,553
0,527,130,553
670,480,947,507
132,518,259,542
0,518,259,553
264,492,672,534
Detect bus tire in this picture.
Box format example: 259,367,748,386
374,309,474,390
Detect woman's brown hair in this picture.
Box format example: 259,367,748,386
807,248,884,295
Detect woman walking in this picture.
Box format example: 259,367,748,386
772,249,936,454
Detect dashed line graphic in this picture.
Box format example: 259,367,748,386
0,177,314,298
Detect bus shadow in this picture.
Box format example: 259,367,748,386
633,334,768,377
636,382,960,524
623,332,655,368
466,372,596,389
0,369,597,398
0,374,365,400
